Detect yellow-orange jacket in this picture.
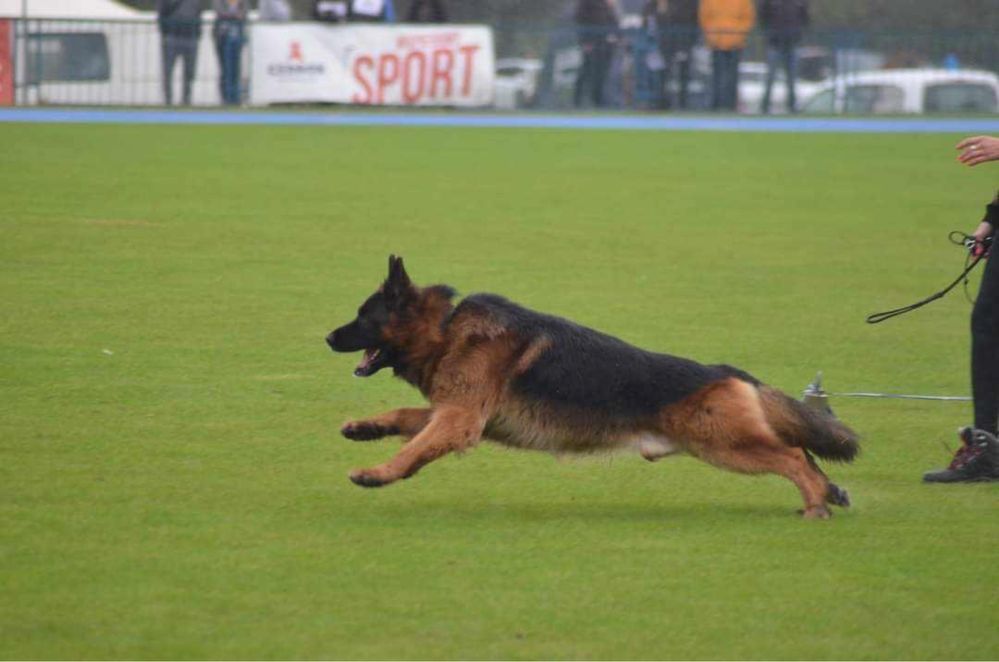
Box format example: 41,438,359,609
699,0,756,51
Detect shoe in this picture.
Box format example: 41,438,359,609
923,427,999,483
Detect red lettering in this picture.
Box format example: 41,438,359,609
458,45,480,97
430,48,454,99
402,51,427,104
377,54,400,104
352,55,375,104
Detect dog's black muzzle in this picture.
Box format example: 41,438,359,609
326,323,393,377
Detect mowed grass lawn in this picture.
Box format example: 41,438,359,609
1,121,997,660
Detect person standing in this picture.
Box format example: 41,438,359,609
157,0,203,106
758,0,809,114
699,0,755,111
642,0,699,110
574,0,620,109
924,135,999,483
213,0,248,106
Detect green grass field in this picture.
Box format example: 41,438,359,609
1,121,997,660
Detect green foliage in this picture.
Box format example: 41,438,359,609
1,123,996,659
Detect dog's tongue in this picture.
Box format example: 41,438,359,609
354,348,380,377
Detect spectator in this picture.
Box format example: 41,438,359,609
699,0,755,111
258,0,292,21
574,0,619,108
406,0,447,22
924,135,999,483
213,0,247,106
157,0,203,106
642,0,699,110
758,0,809,114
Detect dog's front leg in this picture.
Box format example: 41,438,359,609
341,407,433,441
349,405,484,488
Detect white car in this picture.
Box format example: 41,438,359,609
493,58,543,110
801,68,999,114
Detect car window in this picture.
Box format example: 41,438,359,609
25,32,110,83
924,83,998,113
801,89,834,114
844,84,905,114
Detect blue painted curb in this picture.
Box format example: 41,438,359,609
1,108,998,133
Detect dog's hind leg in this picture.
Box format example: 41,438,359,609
802,449,851,508
664,378,833,518
701,443,834,519
349,405,485,488
341,408,433,441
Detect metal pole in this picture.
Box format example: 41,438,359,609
17,0,26,105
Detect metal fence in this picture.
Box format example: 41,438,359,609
3,16,997,113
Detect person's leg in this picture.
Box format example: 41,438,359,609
592,41,611,107
710,49,722,110
161,34,177,105
761,45,778,113
229,31,244,105
718,50,734,110
180,36,198,105
727,49,741,110
972,251,999,433
575,45,593,108
222,32,237,104
677,48,690,109
784,44,798,113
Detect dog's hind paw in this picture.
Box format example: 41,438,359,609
341,421,395,441
826,483,851,508
349,468,391,488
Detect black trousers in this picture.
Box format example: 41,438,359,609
972,245,999,432
161,33,199,106
574,40,613,108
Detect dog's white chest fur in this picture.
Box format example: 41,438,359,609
628,433,682,461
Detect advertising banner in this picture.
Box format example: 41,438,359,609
250,23,494,107
0,20,12,106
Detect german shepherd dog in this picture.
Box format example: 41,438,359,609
327,256,859,519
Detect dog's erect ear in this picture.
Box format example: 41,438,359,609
384,254,413,306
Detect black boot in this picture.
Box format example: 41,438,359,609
923,427,999,483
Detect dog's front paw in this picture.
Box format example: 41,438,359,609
341,420,394,441
349,467,395,488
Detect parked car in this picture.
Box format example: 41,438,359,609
493,58,543,110
800,68,999,114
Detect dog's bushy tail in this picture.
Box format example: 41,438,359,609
759,386,860,462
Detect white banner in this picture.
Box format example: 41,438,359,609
250,23,495,107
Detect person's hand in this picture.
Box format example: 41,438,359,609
956,135,999,166
972,220,994,257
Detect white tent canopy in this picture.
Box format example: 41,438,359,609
0,0,146,18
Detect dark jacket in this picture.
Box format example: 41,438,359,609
575,0,618,45
157,0,203,38
642,0,699,51
758,0,809,46
575,0,618,27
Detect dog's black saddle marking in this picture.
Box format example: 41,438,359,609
453,293,757,418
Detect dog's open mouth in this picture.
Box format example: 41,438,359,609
354,347,388,377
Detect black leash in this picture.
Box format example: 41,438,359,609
865,232,991,324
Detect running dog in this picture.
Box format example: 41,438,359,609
326,256,859,518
